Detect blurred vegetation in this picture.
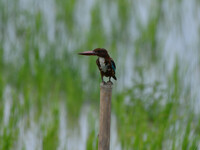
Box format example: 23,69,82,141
0,0,200,150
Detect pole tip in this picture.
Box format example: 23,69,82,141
100,81,113,89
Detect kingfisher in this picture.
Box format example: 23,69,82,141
78,48,117,83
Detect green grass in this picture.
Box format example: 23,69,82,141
0,0,200,149
113,68,199,149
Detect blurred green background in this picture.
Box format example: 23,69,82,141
0,0,200,149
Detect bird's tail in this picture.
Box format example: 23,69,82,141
113,75,117,80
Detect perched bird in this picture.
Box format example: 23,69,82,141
78,48,117,83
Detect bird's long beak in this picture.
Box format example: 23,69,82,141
78,51,96,56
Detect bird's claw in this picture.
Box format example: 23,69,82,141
102,81,106,84
107,81,113,84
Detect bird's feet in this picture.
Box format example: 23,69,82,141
107,78,113,84
102,80,106,84
107,81,113,85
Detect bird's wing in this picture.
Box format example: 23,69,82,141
111,58,116,71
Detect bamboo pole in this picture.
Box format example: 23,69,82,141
98,82,113,150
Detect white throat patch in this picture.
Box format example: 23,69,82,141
99,57,107,72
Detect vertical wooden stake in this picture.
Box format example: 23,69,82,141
98,82,113,150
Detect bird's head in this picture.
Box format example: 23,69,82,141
78,48,110,58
